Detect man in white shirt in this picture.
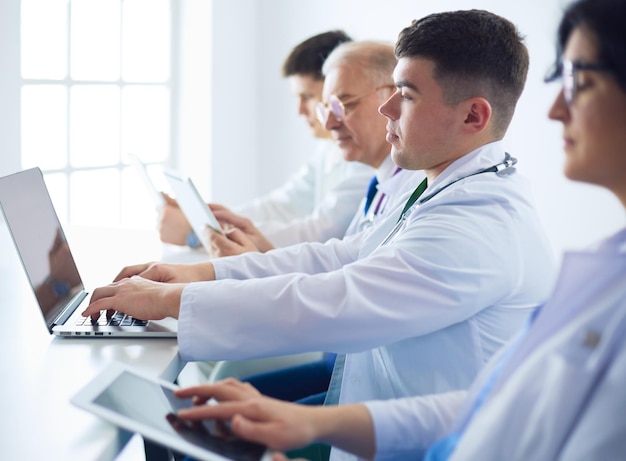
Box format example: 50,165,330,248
84,11,556,461
159,31,374,253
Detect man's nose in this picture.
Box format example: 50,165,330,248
324,110,342,130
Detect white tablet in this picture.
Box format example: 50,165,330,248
127,153,167,207
72,364,271,461
164,170,225,253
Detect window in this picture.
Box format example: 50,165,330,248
20,0,174,228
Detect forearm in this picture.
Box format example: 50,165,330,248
212,238,355,281
310,404,375,459
195,261,216,280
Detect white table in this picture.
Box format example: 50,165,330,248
0,222,184,460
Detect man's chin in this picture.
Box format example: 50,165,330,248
391,150,411,169
340,149,362,164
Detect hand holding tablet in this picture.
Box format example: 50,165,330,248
164,171,225,253
72,364,270,461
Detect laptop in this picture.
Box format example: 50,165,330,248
0,167,177,337
72,363,270,461
163,170,225,253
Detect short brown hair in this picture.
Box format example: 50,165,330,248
282,30,352,80
395,10,529,137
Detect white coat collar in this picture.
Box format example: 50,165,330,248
423,140,507,200
499,238,626,385
593,227,626,253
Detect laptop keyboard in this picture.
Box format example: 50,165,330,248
76,311,149,327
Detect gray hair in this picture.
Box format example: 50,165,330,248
322,40,397,88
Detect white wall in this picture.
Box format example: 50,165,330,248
204,0,625,257
176,0,213,194
0,0,21,177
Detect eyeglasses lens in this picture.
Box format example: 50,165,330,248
328,96,345,121
562,61,575,105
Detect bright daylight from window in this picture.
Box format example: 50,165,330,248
20,0,172,229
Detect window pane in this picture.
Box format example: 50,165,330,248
44,173,69,225
121,167,160,229
70,85,120,167
70,0,121,80
21,0,68,79
70,169,120,226
20,0,175,230
21,85,68,170
122,86,169,163
123,0,171,82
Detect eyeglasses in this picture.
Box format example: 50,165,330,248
546,59,611,106
316,85,394,125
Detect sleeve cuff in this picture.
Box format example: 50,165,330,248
186,231,201,248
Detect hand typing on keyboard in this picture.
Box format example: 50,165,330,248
82,275,185,321
76,311,148,327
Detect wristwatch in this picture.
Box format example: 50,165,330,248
45,275,71,298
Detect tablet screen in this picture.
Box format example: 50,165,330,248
93,371,266,461
164,171,225,254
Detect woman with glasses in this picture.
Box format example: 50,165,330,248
170,0,626,459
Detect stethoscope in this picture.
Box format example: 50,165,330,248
378,153,518,247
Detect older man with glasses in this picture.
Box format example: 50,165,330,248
208,41,422,255
159,31,375,256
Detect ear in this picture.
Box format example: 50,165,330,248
461,97,492,134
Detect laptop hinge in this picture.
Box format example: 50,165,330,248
50,290,88,331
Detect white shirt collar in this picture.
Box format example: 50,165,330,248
374,154,398,183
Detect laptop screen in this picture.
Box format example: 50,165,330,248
0,168,84,327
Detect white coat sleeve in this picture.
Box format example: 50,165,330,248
177,193,523,362
257,163,373,246
211,232,366,280
364,391,467,461
234,144,373,246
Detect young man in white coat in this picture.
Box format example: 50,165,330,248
84,10,556,460
202,41,424,407
170,1,626,459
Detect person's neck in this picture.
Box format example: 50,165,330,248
424,136,501,184
367,150,392,170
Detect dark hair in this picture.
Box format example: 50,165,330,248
282,30,353,80
395,10,529,137
546,0,626,94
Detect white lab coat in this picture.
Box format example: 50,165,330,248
178,141,556,414
366,228,626,461
235,139,374,247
